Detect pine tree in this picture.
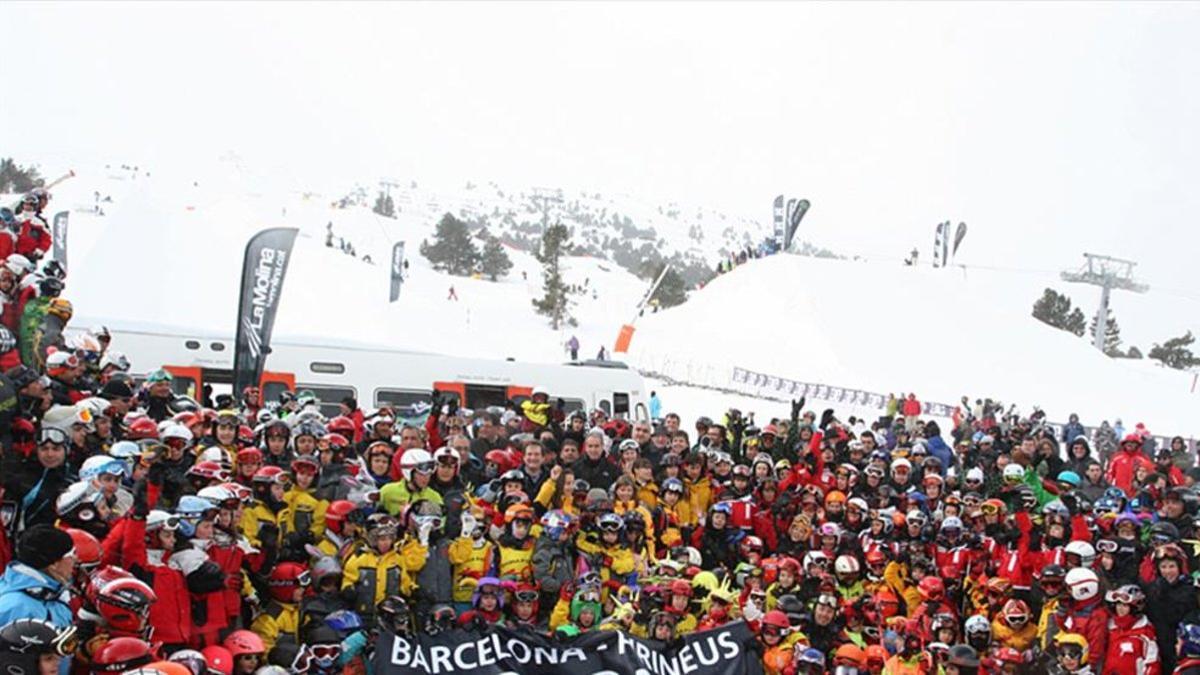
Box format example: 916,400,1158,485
0,158,43,193
420,213,479,276
532,223,574,329
641,261,688,308
372,191,396,218
1064,308,1087,337
1149,331,1199,369
479,232,513,281
1089,307,1123,357
1032,289,1071,330
1125,346,1143,359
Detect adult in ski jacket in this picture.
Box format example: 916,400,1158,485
1107,434,1155,495
0,526,74,630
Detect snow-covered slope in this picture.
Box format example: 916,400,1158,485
17,158,1199,437
37,160,646,364
627,255,1200,436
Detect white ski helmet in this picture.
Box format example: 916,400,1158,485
79,455,126,482
160,423,194,444
803,550,829,571
834,555,860,576
1002,464,1025,483
531,386,549,399
56,481,103,517
146,510,181,533
2,254,33,276
1064,541,1096,568
197,445,232,469
1065,567,1100,602
400,449,434,482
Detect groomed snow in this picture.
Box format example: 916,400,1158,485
15,159,1199,438
627,255,1199,437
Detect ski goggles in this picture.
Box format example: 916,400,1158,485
514,589,539,603
598,519,623,533
1096,539,1119,553
815,594,839,608
436,454,460,467
411,461,435,474
980,502,1003,516
39,427,70,446
151,515,182,531
309,645,341,660
1057,645,1084,661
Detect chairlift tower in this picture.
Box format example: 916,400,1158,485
530,187,563,234
379,179,400,199
1061,253,1149,352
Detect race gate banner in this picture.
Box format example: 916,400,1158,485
52,211,68,274
375,621,764,675
232,227,298,395
390,241,405,302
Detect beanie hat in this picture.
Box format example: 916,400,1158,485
16,525,74,569
100,379,135,400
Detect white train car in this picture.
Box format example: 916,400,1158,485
81,321,649,420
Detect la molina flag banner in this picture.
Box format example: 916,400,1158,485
232,227,298,395
375,621,763,675
52,211,68,273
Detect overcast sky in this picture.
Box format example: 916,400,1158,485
3,1,1198,297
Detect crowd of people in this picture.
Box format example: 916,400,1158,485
2,185,1200,675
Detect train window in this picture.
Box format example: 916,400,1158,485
562,398,585,413
635,403,649,422
375,388,430,410
210,342,225,352
613,392,630,416
171,376,196,399
262,381,291,404
298,384,356,418
598,400,611,416
184,340,200,350
310,362,346,375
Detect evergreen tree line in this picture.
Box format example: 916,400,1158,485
420,213,513,281
1032,287,1198,368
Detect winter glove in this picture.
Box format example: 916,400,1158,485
791,397,806,420
819,408,836,432
147,461,167,487
258,523,280,549
559,581,575,602
447,397,459,417
131,479,150,518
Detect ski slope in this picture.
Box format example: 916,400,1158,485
27,159,646,365
627,255,1200,437
15,158,1200,438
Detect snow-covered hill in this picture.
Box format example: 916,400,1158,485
627,255,1200,437
12,157,1200,438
